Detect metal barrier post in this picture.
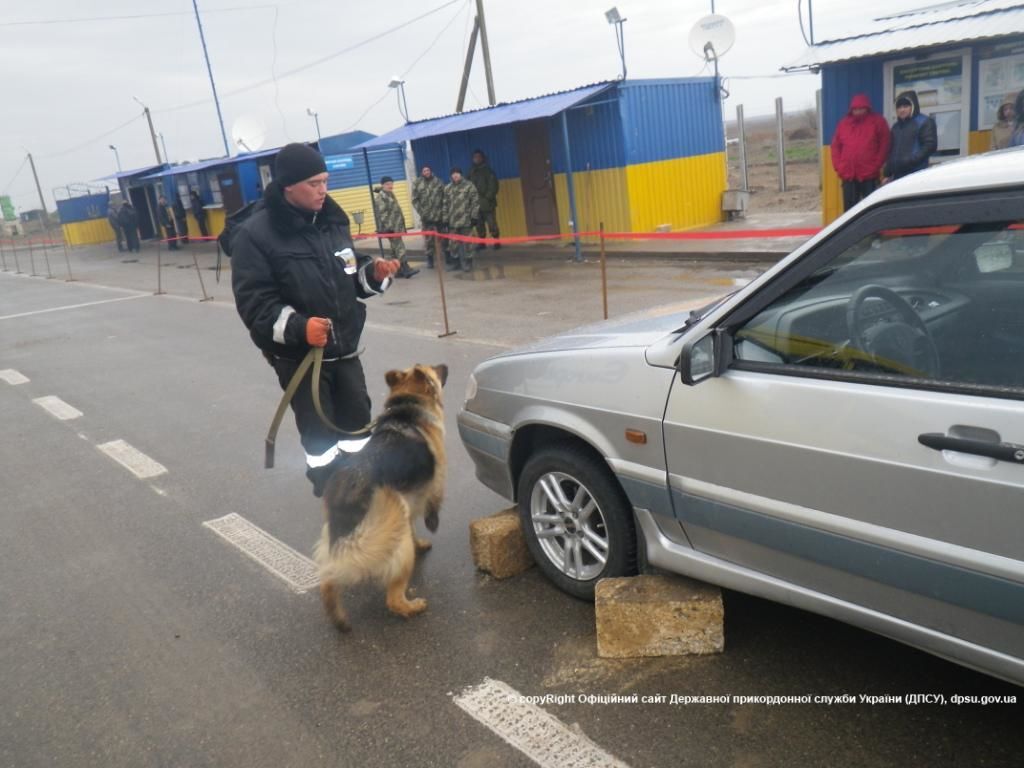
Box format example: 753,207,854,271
12,238,22,274
600,222,608,320
0,237,7,272
192,244,213,302
28,236,39,276
434,235,456,338
41,227,54,279
215,239,222,284
60,233,75,281
155,240,165,295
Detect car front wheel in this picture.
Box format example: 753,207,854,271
517,445,637,600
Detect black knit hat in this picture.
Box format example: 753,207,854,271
274,143,327,187
380,175,394,185
895,95,913,108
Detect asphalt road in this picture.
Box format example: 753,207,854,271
1,271,1021,768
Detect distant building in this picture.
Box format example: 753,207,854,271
785,0,1024,224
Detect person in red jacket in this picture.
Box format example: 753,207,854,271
831,94,891,212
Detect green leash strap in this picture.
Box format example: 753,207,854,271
264,346,375,469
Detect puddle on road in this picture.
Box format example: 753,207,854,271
542,634,699,692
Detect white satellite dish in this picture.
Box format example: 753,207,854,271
688,14,735,61
230,116,267,154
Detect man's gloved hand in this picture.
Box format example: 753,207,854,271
373,258,400,282
305,317,331,347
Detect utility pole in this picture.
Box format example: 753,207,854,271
475,0,496,106
456,1,496,113
159,133,170,164
192,0,231,157
26,153,49,227
133,97,163,164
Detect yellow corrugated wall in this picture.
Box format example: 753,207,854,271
494,178,526,238
624,152,726,233
328,181,412,237
968,130,991,155
553,167,631,238
821,146,844,226
63,219,114,246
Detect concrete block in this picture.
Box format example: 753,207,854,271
595,575,724,658
469,508,535,579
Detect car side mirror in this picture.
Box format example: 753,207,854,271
679,331,719,385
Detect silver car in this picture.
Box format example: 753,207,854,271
458,149,1024,686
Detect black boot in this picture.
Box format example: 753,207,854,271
399,260,419,278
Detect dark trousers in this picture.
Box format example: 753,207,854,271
272,355,372,468
842,179,879,212
175,217,189,245
195,215,209,237
111,225,124,251
475,209,499,244
124,228,140,252
163,224,179,249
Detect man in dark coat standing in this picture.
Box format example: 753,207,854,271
190,189,209,237
883,91,938,182
831,94,890,211
157,195,179,250
172,196,190,246
118,202,141,253
469,149,500,251
107,203,125,251
231,143,401,497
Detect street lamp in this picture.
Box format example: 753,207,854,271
388,77,410,122
158,133,170,164
605,6,627,80
108,144,122,173
306,108,322,144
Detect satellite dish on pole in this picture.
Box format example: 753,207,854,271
230,116,267,154
688,14,735,61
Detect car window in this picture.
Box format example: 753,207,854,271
732,220,1024,395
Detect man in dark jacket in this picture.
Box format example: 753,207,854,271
190,189,209,237
118,202,141,252
231,143,400,497
469,149,500,251
172,196,190,246
107,204,124,251
157,195,179,250
883,91,938,182
831,93,890,211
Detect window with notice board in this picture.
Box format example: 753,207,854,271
977,40,1024,130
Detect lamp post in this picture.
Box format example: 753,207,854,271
159,133,170,164
306,108,322,144
388,77,410,122
109,144,122,173
605,7,627,80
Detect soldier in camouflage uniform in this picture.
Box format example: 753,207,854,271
443,167,480,272
469,149,500,251
373,176,418,278
411,165,448,268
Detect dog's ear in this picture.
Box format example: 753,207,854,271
385,369,404,388
433,364,448,387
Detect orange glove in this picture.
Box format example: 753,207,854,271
305,317,331,347
373,258,400,282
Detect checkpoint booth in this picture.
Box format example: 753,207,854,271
356,78,728,241
784,0,1024,224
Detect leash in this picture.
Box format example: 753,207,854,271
264,344,375,469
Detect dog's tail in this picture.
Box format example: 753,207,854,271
314,487,412,588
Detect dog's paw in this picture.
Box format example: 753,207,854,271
389,597,428,618
425,509,439,533
414,537,433,552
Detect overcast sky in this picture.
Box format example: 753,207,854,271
2,0,932,212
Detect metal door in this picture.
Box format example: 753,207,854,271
516,119,559,236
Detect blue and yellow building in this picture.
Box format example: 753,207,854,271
785,1,1024,224
358,78,727,240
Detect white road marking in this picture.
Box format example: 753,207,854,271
0,369,29,385
0,293,149,321
453,678,631,768
32,395,83,421
203,513,319,593
96,439,168,479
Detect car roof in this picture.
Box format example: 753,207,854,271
869,147,1024,203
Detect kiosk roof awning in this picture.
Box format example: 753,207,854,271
355,82,615,148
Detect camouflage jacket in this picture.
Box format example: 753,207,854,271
469,163,499,212
373,189,406,233
443,179,480,229
411,175,445,222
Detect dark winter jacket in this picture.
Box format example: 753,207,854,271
884,91,938,180
158,202,174,228
831,94,890,182
469,157,499,213
231,181,388,361
117,203,138,230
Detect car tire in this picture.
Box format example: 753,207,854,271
517,444,637,600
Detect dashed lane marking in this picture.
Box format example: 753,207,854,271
453,678,631,768
0,293,149,321
0,369,29,385
96,439,168,479
32,395,83,421
203,513,319,594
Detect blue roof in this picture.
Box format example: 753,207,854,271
139,147,282,180
94,164,166,182
356,82,614,148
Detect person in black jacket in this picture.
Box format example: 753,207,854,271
231,143,401,497
157,195,179,250
172,196,190,246
882,91,938,182
117,202,141,252
190,189,209,236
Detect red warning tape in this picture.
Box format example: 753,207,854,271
353,227,821,245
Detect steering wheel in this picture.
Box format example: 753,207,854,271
845,284,940,377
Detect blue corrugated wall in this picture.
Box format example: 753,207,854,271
821,60,887,141
618,78,723,164
548,97,625,173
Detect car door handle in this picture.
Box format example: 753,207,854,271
918,433,1024,464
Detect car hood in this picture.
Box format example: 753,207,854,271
494,303,701,357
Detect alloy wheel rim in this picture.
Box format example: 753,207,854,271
529,471,609,581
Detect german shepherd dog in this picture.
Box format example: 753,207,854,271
313,363,448,631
